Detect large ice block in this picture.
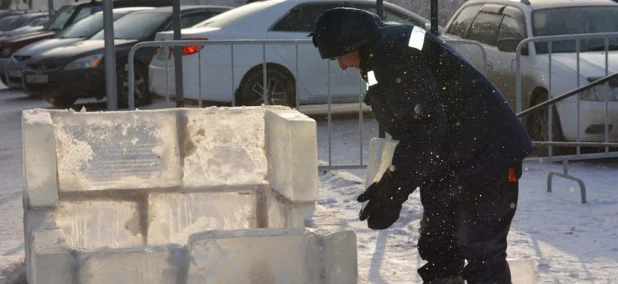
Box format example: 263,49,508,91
266,190,305,228
24,210,57,283
509,259,536,284
148,189,260,245
22,109,58,207
265,109,318,202
321,231,358,284
51,111,181,192
55,200,144,249
77,245,186,284
23,107,359,284
187,229,321,284
365,138,400,188
30,229,73,284
181,108,268,187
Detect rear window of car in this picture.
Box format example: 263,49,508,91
58,12,125,38
193,1,275,28
532,6,618,53
91,12,169,40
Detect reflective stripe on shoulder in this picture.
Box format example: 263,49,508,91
408,26,426,51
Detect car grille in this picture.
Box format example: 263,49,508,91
26,62,63,70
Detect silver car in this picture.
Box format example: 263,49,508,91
443,0,618,143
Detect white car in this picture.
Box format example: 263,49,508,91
442,0,618,143
149,0,441,107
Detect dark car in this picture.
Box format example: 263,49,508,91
3,7,151,90
0,12,48,33
0,0,173,85
23,5,232,108
0,10,26,22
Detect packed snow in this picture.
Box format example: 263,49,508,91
1,83,617,283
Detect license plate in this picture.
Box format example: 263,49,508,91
8,70,22,77
26,74,48,84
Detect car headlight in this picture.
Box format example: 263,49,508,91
64,54,103,70
579,78,618,102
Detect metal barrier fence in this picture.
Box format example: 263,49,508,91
515,33,618,160
128,38,488,171
127,35,617,203
514,33,618,203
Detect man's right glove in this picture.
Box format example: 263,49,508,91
357,170,413,230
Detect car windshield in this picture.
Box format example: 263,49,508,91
91,12,168,40
44,5,76,31
0,15,20,31
532,6,618,54
57,12,124,38
6,16,31,30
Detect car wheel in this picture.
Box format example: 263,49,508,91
526,92,566,156
46,96,77,109
118,62,151,108
236,66,296,107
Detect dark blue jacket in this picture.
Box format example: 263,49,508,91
360,23,532,190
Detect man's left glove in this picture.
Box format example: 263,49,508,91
357,170,413,230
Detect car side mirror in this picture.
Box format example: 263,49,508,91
497,38,529,56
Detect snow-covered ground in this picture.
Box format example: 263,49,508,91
1,83,617,283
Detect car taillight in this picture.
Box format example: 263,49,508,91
181,38,207,56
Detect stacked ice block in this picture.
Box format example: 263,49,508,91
22,106,358,284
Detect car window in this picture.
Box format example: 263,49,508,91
467,12,503,46
72,6,96,24
271,3,342,32
446,5,482,38
45,5,76,30
382,10,421,26
0,15,20,31
29,17,48,26
193,1,274,28
6,16,30,30
498,14,525,43
92,12,169,40
180,12,217,28
532,6,618,53
58,11,125,38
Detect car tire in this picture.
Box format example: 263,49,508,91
526,92,567,156
117,62,151,108
0,73,7,87
236,65,296,107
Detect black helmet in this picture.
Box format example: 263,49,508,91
310,7,382,59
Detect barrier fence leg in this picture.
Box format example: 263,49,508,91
546,160,587,204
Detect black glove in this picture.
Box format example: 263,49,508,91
357,170,413,230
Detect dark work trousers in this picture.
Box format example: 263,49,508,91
416,164,521,283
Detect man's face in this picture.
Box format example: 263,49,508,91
332,50,360,70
